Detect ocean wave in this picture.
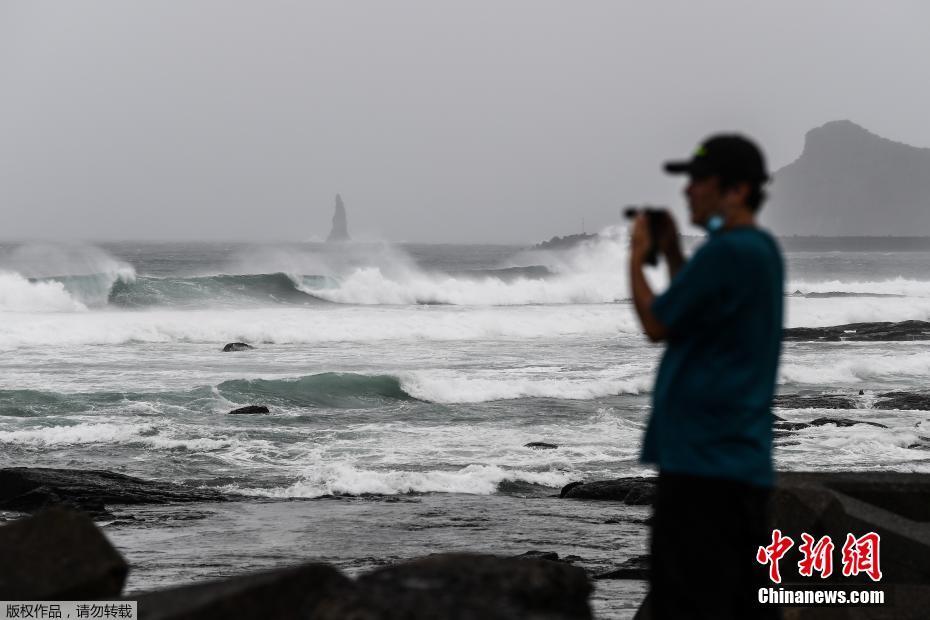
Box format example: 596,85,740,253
0,305,631,349
788,277,930,298
0,272,89,312
780,349,930,385
400,370,650,404
220,463,573,498
217,373,415,408
108,272,330,308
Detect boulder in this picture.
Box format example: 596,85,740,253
0,508,127,599
136,563,351,620
514,550,561,562
875,391,930,411
314,553,592,619
773,394,856,409
0,468,227,516
524,441,558,449
228,405,270,415
560,477,656,505
783,320,930,342
223,342,254,352
774,417,888,434
594,554,650,580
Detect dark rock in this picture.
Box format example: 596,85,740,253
875,391,930,411
808,417,887,429
859,390,865,395
534,233,598,251
223,342,254,352
774,417,888,434
515,550,560,562
560,481,585,497
0,485,113,519
773,394,856,409
524,441,558,449
228,405,270,415
315,553,592,619
0,468,228,516
560,477,656,505
326,194,351,242
784,320,930,342
594,554,650,580
0,508,127,598
136,562,352,620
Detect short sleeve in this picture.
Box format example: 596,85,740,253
651,240,733,336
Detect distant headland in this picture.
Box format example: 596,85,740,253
764,120,930,236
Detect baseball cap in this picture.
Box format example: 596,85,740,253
664,134,769,183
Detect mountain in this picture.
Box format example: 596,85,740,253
763,120,930,236
326,194,350,242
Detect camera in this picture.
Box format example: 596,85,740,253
623,206,667,266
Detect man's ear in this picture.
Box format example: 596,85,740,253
723,181,751,207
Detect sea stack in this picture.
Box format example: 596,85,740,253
326,194,351,242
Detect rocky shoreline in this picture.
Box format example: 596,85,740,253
2,467,929,618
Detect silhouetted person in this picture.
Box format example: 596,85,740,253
629,135,783,619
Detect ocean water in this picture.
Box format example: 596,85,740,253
2,232,930,618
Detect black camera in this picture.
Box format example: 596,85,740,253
623,206,667,266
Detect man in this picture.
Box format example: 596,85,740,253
629,135,783,619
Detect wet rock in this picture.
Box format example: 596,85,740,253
315,553,592,619
594,554,650,580
515,550,561,562
784,320,930,342
773,394,856,409
0,485,113,519
560,477,656,505
774,417,888,434
524,441,558,449
223,342,254,352
0,508,127,598
136,562,351,620
228,405,270,415
875,391,930,411
0,468,228,516
808,417,887,429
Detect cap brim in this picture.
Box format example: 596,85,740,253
663,160,692,175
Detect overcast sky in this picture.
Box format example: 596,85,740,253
1,1,928,243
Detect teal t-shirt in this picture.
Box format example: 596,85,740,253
641,227,784,488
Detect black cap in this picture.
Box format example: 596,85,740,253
664,134,769,183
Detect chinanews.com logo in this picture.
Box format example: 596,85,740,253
755,529,886,606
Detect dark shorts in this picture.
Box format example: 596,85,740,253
649,471,780,620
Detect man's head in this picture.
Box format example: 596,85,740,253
663,135,769,228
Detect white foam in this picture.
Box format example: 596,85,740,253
297,229,643,306
0,422,150,446
0,272,87,312
222,463,574,498
0,304,635,349
780,349,930,385
776,424,928,471
400,368,651,403
786,296,930,328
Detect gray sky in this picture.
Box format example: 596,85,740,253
1,1,928,243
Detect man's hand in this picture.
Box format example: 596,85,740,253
630,213,652,265
655,211,685,278
629,212,670,343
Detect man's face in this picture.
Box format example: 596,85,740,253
684,174,724,227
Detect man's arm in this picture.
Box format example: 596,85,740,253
630,214,670,343
657,211,685,279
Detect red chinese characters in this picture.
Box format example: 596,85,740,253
756,529,794,584
841,532,882,582
797,533,834,578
